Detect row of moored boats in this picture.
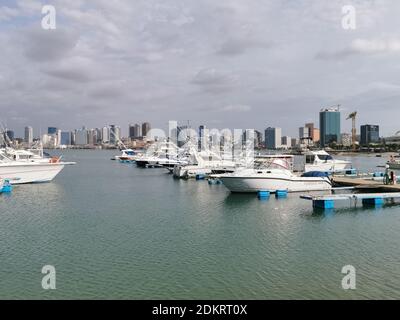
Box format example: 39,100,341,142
114,140,352,193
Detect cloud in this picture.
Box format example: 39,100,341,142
219,104,251,112
0,6,19,21
2,0,400,137
217,38,270,56
316,38,400,60
23,29,79,62
191,68,239,92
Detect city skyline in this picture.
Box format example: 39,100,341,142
2,1,400,137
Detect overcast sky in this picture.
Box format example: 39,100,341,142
1,0,400,138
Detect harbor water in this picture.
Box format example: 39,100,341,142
1,150,400,299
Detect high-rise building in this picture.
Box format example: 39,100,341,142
102,126,110,143
299,127,309,139
198,125,207,150
142,122,151,138
281,136,292,148
109,125,120,144
60,131,71,145
5,130,14,142
254,130,263,148
95,128,103,144
168,121,178,144
319,107,341,146
360,125,380,145
132,123,142,138
48,127,57,135
75,127,88,145
305,123,314,140
313,128,320,143
264,127,281,149
24,126,33,145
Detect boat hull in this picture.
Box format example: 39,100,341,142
388,162,400,170
0,163,67,184
220,176,332,193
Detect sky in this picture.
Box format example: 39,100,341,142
1,0,400,138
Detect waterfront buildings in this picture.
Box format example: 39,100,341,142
319,107,341,146
48,127,57,135
198,125,207,150
102,126,110,143
5,130,14,142
281,136,292,149
142,122,151,138
75,127,88,145
60,131,71,145
360,125,380,145
24,126,33,145
341,133,352,147
109,125,121,144
265,127,281,149
129,124,140,139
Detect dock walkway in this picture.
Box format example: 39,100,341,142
332,176,400,192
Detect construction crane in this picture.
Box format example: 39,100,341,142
346,111,357,150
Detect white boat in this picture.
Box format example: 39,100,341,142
114,149,137,161
135,140,187,168
219,157,332,193
304,150,351,172
172,143,237,178
0,148,75,184
387,160,400,170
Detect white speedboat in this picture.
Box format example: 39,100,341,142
304,150,351,172
219,167,332,193
0,148,75,184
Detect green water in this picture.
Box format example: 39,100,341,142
1,151,399,299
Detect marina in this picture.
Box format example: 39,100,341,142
2,150,400,299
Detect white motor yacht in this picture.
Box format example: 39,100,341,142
219,158,332,193
304,150,351,172
0,148,75,184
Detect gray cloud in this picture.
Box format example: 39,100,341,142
23,28,79,62
1,0,400,138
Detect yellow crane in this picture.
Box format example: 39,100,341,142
346,111,357,150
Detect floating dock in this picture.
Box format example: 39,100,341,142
332,176,400,192
300,192,400,209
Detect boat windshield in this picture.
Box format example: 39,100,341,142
317,154,333,161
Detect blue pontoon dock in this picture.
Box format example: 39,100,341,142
300,192,400,209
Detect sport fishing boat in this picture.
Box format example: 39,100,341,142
219,158,332,193
304,150,351,172
0,148,75,184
